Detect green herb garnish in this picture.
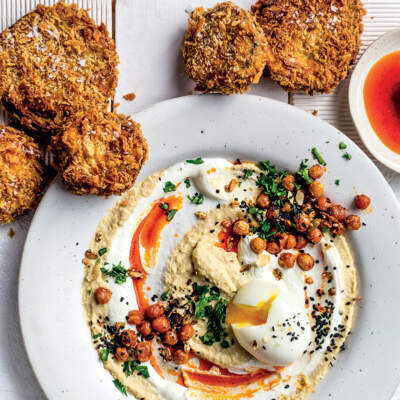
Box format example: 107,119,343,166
100,262,128,285
297,160,313,184
243,169,253,181
186,157,204,165
343,152,352,160
311,147,327,166
166,209,178,221
92,333,102,339
123,360,150,378
187,193,204,205
200,298,228,346
161,290,169,301
100,349,109,361
339,142,347,150
184,178,191,188
163,181,176,192
321,226,330,233
98,248,107,257
159,203,169,210
335,179,340,186
113,379,127,396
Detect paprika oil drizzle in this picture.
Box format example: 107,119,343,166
363,50,400,154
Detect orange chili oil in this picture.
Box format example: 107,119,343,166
363,50,400,154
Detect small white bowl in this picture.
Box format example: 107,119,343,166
349,29,400,173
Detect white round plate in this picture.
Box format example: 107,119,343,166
349,29,400,173
19,95,400,400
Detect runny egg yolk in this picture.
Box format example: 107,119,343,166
226,290,278,327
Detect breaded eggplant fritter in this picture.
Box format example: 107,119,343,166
0,125,44,224
251,0,366,94
182,2,268,94
51,111,148,196
0,1,119,134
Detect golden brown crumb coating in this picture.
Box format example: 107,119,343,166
51,111,148,196
251,0,365,94
0,125,44,224
0,1,119,134
182,2,268,94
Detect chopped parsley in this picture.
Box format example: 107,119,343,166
184,178,191,188
100,262,128,285
161,290,169,301
186,157,204,165
343,152,352,160
166,209,178,221
335,179,340,186
163,181,176,192
339,142,347,150
92,333,102,339
321,226,330,233
187,193,204,205
243,169,253,181
98,248,107,256
123,360,150,378
159,202,169,210
297,160,313,184
311,147,327,166
100,349,109,361
113,379,127,396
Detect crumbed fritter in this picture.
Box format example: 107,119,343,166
0,1,119,134
0,125,44,224
51,111,148,196
182,2,268,94
251,0,365,94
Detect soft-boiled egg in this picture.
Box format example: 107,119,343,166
227,279,311,368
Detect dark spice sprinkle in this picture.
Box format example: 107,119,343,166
210,229,215,233
216,189,220,193
284,384,290,389
216,204,221,209
120,297,124,302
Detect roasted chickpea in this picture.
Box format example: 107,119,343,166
127,309,144,325
233,220,250,236
163,331,178,346
284,234,296,250
179,325,195,342
282,174,295,191
332,222,347,235
146,302,165,320
309,164,324,179
316,196,332,211
266,241,280,255
307,228,323,244
173,349,189,365
330,205,346,221
138,321,152,337
295,213,311,232
355,194,371,210
152,316,171,333
256,193,270,209
115,347,130,362
345,215,361,230
297,253,315,271
295,235,307,249
121,330,138,348
278,252,296,269
266,206,280,221
308,180,324,198
95,287,112,304
135,341,152,362
250,237,267,254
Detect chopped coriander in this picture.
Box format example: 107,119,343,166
187,193,204,205
100,262,128,285
123,360,150,378
186,157,204,165
297,160,313,184
184,178,191,188
163,181,176,192
100,349,109,361
98,248,107,257
343,152,352,160
243,169,253,181
321,226,330,233
221,340,230,348
92,333,102,339
335,179,340,186
166,209,178,221
161,290,169,301
200,298,228,346
159,203,169,210
339,142,347,150
311,147,327,166
113,379,127,396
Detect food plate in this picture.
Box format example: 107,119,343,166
19,94,400,399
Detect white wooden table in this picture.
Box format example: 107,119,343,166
0,1,399,399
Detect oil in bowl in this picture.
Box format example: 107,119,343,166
363,50,400,154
